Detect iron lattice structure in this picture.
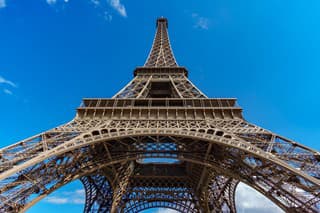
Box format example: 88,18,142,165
0,17,320,213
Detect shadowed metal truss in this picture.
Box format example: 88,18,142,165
0,17,320,213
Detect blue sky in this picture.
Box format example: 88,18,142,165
0,0,319,212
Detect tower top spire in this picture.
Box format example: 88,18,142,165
144,17,178,67
156,17,168,28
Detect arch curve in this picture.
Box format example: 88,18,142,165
124,201,196,213
0,128,319,212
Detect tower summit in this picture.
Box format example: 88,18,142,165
0,18,319,213
144,17,177,67
117,18,204,99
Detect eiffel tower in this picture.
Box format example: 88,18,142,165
0,17,320,213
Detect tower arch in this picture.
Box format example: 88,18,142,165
0,129,318,212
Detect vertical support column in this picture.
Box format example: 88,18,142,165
196,145,213,212
81,174,113,213
198,169,238,213
111,162,135,213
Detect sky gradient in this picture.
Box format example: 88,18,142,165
0,0,319,212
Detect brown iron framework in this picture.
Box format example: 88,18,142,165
0,17,319,213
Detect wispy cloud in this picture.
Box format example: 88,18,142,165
46,0,70,6
3,89,13,95
236,183,283,213
90,0,124,21
89,0,113,21
0,76,17,95
91,0,100,6
46,196,68,204
103,11,113,22
45,189,85,205
46,0,57,5
158,210,176,213
107,0,127,17
0,76,17,87
156,209,178,213
0,0,6,9
192,13,209,30
44,0,126,21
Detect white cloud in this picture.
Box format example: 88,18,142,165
236,183,283,213
0,0,5,9
3,89,12,95
91,0,100,7
192,13,209,30
45,188,85,205
46,0,70,6
0,76,17,87
90,0,114,22
45,0,124,21
156,209,178,213
46,0,57,5
46,196,68,204
104,11,113,22
107,0,127,17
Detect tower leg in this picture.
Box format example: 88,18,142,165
111,162,135,213
208,176,238,212
199,172,238,213
81,174,113,212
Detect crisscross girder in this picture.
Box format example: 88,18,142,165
144,17,178,67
